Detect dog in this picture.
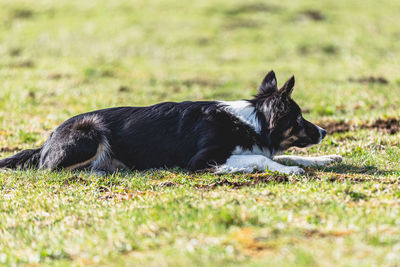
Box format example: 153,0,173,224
0,70,342,175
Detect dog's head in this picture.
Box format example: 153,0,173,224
253,70,326,152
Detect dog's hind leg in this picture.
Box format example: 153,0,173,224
273,155,342,167
39,114,113,173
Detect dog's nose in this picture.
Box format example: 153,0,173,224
320,129,327,139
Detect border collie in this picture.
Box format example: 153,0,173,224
0,71,342,175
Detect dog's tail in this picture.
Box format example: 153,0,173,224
0,147,42,169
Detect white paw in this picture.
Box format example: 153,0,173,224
327,155,343,163
318,155,343,165
214,165,254,174
280,166,305,175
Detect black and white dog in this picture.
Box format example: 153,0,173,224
0,71,342,174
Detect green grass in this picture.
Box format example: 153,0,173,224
0,0,399,265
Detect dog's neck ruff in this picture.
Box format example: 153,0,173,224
218,100,262,133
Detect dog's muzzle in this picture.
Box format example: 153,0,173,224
317,126,327,142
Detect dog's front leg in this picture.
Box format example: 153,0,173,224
273,155,342,167
215,155,305,175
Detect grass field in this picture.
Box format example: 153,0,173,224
0,0,399,265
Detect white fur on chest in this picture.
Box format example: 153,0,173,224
231,145,272,158
214,100,279,174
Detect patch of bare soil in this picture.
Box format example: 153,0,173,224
302,229,354,238
63,175,89,185
226,3,280,15
118,85,131,92
224,19,262,30
155,180,178,188
319,118,400,134
48,73,72,80
234,228,276,257
11,8,34,19
365,118,400,134
348,76,388,84
318,121,353,134
197,173,288,190
98,190,159,201
9,47,22,57
298,44,339,55
99,192,134,201
308,172,399,184
296,10,325,21
9,60,35,68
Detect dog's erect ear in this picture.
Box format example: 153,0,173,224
258,70,278,96
279,75,295,97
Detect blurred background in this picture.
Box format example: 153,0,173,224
0,0,399,146
1,2,399,264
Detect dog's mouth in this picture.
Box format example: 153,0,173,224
294,142,317,148
293,136,325,148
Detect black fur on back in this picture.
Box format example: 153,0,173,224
91,102,264,170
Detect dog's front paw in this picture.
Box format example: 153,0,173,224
281,166,305,175
214,165,255,174
320,155,343,165
330,155,343,163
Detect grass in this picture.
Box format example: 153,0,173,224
0,0,399,265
